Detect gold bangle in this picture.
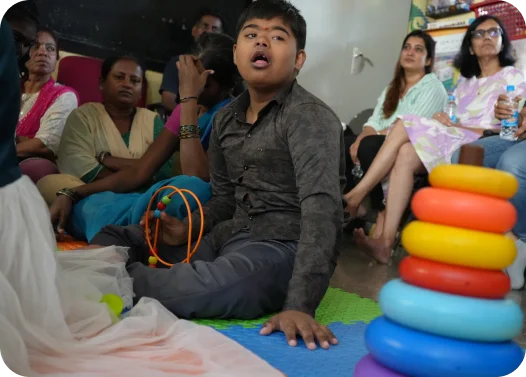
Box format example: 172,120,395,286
179,133,199,140
180,96,199,103
57,188,82,203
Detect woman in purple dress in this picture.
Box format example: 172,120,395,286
346,16,525,264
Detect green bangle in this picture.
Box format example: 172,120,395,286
179,125,200,135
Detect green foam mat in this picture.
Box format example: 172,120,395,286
193,287,381,330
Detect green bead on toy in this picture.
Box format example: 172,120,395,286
161,196,172,205
100,293,124,317
148,256,158,265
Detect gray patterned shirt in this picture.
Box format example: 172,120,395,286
188,80,346,315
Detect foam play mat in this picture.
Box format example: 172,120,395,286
57,243,525,376
220,322,369,377
195,288,382,377
194,287,381,329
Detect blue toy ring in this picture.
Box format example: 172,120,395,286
380,279,523,342
366,316,524,377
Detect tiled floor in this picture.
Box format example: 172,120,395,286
332,231,526,347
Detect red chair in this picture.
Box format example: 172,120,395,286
56,56,148,107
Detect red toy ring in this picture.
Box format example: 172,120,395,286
399,256,510,299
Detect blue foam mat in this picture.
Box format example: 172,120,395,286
218,322,368,377
218,322,525,377
218,322,526,377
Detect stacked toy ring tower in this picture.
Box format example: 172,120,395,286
354,145,525,377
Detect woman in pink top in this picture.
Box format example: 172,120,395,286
17,28,78,183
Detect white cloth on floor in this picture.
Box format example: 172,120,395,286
0,176,280,377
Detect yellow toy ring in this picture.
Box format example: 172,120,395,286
402,221,516,270
429,165,518,199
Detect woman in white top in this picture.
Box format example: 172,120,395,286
16,27,78,183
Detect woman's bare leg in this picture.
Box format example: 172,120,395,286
344,119,410,216
382,144,425,241
355,142,425,263
371,210,385,239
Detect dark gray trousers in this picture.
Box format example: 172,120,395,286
91,225,297,319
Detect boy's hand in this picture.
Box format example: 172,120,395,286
260,310,338,350
140,211,188,246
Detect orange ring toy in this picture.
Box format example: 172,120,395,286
412,187,517,234
399,256,511,299
144,186,204,268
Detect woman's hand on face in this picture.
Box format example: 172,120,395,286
177,55,214,99
494,94,521,120
433,112,455,127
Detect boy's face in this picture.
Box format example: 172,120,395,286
234,17,305,90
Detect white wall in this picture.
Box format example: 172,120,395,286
290,0,412,123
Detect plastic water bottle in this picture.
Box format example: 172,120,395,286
444,95,458,123
352,164,364,179
500,85,519,141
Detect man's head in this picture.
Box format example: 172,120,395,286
4,1,39,59
191,9,224,42
233,0,307,91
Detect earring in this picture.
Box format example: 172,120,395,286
469,48,474,55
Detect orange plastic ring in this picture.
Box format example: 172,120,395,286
399,256,511,299
412,187,517,234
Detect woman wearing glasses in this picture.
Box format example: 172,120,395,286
451,16,526,291
16,28,78,184
345,15,525,264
